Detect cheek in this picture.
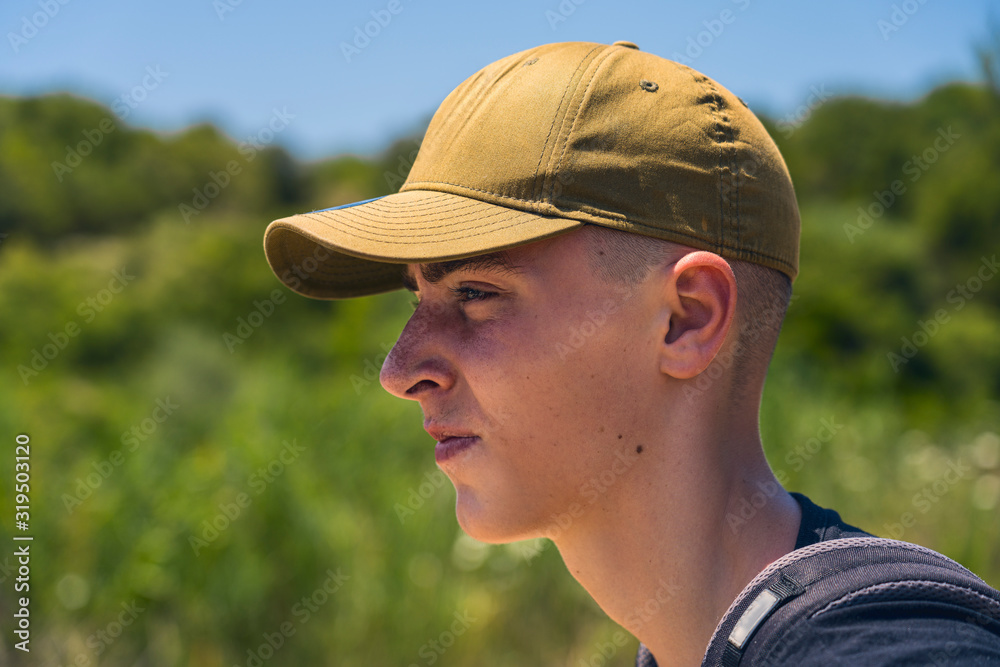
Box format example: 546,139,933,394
461,302,650,440
448,299,659,533
456,319,551,428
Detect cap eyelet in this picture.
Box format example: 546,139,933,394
639,79,659,93
523,57,539,67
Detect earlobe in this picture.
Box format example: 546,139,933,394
658,252,737,380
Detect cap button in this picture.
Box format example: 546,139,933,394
612,41,640,50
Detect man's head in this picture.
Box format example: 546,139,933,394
261,40,800,543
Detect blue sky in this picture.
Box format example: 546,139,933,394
1,0,993,160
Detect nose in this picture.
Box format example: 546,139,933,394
379,306,456,401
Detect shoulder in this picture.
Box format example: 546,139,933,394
758,595,1000,665
732,537,1000,666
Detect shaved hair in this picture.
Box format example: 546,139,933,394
581,224,792,403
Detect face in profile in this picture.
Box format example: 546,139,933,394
379,228,662,545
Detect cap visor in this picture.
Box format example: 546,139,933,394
264,190,582,299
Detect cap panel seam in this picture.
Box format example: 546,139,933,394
546,45,619,205
535,44,608,204
531,48,600,202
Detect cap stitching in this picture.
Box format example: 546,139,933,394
531,63,578,202
303,193,526,229
306,209,560,245
321,194,489,220
320,193,510,220
405,179,558,206
533,44,606,204
361,194,456,210
547,45,619,205
308,205,541,239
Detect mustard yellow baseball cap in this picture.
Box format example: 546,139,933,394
263,41,800,299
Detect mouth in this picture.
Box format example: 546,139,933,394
433,436,479,463
425,423,480,464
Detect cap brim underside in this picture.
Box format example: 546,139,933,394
264,190,583,299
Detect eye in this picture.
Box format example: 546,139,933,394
451,286,497,303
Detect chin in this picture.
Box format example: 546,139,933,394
452,486,542,545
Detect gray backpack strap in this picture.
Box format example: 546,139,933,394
700,537,1000,666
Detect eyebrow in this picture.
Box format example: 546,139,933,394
400,251,521,292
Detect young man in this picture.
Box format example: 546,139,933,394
263,42,1000,665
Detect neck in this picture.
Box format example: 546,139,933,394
552,428,801,667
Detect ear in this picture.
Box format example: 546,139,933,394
658,251,737,380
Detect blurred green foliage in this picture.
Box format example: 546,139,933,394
0,76,998,666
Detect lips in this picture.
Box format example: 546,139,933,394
433,436,479,463
424,423,480,464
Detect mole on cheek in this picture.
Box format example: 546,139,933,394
636,445,644,454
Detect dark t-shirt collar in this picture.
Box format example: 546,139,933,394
790,491,871,549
